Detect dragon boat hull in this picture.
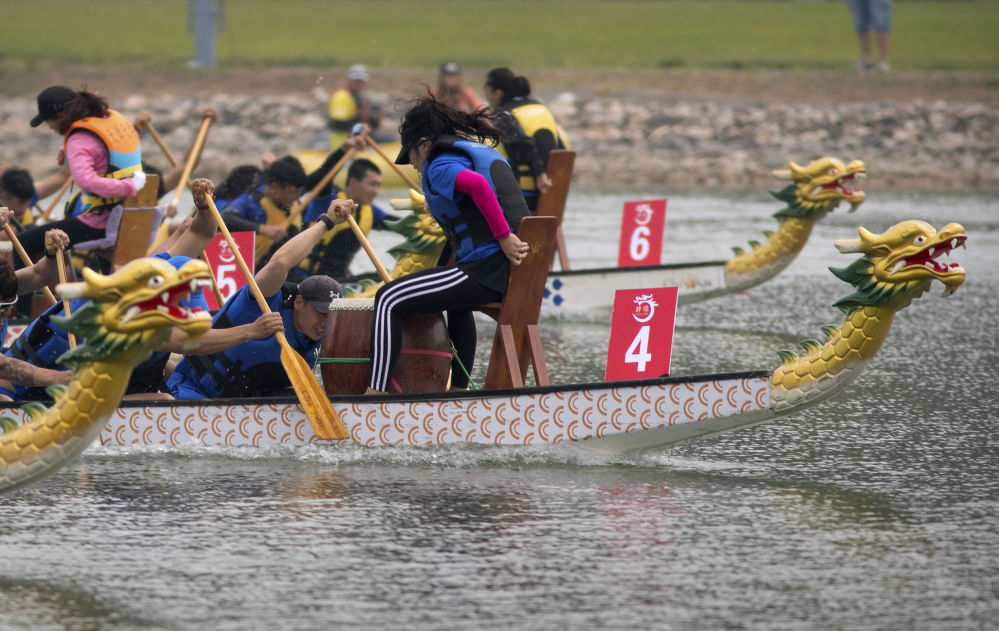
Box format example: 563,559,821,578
543,260,732,315
0,371,773,454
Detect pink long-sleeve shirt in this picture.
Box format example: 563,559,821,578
65,130,138,228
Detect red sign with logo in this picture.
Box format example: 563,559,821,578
617,199,667,267
201,232,255,310
604,287,678,381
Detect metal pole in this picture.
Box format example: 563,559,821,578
188,0,221,68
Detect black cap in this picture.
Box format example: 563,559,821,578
30,85,76,127
298,275,342,314
439,61,461,75
394,144,411,165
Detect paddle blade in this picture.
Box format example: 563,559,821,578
281,346,348,440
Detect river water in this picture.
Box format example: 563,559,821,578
1,188,997,630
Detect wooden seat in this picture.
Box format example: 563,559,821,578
87,175,163,271
478,215,560,389
533,150,575,271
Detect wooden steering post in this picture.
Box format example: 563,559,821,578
203,194,347,440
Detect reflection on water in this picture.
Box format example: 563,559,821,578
1,190,997,630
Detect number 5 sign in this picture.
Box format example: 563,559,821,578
617,199,667,267
604,287,678,381
201,231,256,309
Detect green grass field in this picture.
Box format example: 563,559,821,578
2,0,996,71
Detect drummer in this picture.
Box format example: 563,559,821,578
168,193,357,399
331,94,529,394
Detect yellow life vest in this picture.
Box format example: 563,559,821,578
300,191,373,274
254,195,303,263
63,110,142,213
500,101,562,193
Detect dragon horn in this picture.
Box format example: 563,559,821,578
834,239,864,253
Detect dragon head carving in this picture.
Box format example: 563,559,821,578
830,220,967,312
53,257,214,368
771,157,866,219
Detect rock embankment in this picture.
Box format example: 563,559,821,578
2,88,996,192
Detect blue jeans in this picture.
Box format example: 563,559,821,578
846,0,892,33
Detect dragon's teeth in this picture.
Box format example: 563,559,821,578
121,305,140,324
161,291,170,303
157,305,170,314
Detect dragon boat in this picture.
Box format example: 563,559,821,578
542,156,867,314
0,218,966,475
338,154,868,315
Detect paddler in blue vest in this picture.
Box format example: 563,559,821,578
484,68,567,212
16,86,146,266
331,94,530,394
168,194,357,399
0,208,74,400
299,157,397,279
0,179,285,401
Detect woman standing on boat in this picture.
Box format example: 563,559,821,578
483,68,565,212
336,94,529,394
18,86,145,269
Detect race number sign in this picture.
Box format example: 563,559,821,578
617,199,667,267
604,287,679,381
201,231,255,309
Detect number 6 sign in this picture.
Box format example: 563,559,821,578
604,287,679,381
617,199,667,267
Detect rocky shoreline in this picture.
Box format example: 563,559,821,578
2,86,996,193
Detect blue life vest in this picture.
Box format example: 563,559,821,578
422,136,529,263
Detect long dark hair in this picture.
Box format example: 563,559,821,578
399,92,502,149
55,88,109,134
485,68,531,100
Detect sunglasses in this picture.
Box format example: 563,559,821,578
0,295,19,310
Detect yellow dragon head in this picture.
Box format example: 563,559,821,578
772,157,867,219
53,257,214,368
830,220,967,311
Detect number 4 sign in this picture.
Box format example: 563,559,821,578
604,287,679,381
617,199,667,267
201,231,256,309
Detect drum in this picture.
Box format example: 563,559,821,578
319,298,452,395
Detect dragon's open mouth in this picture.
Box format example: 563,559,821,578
819,172,865,197
897,235,967,274
121,276,214,325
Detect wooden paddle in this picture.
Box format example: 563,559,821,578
202,193,347,440
54,250,76,349
346,215,391,284
165,113,214,218
280,147,357,230
4,224,57,306
144,122,179,168
363,136,421,192
39,176,73,223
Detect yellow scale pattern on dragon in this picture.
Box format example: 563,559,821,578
771,219,967,411
0,258,213,494
725,156,866,291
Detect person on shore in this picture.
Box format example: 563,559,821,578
338,94,529,395
299,157,397,279
430,62,484,114
483,68,566,211
327,64,383,150
18,86,146,269
846,0,892,71
168,192,356,400
0,179,285,401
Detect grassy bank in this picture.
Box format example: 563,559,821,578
2,1,996,71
